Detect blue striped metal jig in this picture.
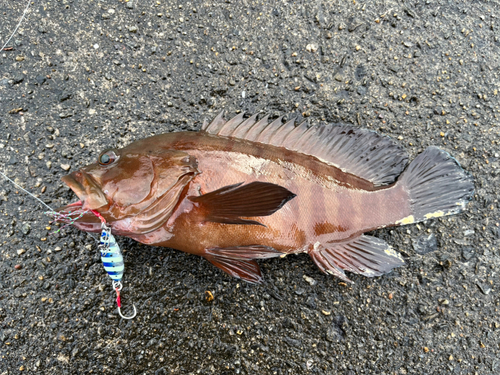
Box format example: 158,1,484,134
99,229,124,282
0,173,138,318
98,220,137,319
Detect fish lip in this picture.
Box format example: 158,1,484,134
61,174,86,202
60,171,108,211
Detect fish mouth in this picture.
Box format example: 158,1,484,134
59,171,108,211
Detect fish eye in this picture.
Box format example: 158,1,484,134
98,150,118,166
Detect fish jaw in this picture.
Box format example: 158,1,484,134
61,170,108,211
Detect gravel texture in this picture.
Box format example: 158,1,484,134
1,1,499,374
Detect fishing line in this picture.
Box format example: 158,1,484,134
0,170,89,233
0,170,54,212
1,170,137,319
1,0,138,319
0,0,33,53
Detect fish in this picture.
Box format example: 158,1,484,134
58,112,474,284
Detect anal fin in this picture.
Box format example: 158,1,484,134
309,235,404,283
205,255,263,284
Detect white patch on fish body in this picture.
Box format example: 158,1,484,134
384,245,404,262
276,159,340,189
424,210,445,219
395,215,415,225
228,152,270,177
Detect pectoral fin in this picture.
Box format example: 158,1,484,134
190,181,296,226
205,255,263,284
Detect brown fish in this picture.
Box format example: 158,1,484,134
58,112,474,283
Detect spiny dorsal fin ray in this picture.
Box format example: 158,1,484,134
232,113,259,138
201,112,409,186
218,112,245,136
202,111,226,133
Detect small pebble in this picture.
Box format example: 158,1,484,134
17,249,25,255
303,275,317,286
205,290,214,302
306,44,318,53
12,74,24,84
60,164,71,171
412,233,437,255
462,247,475,260
476,282,491,295
34,75,46,85
21,223,31,235
357,86,367,95
295,288,305,295
14,264,22,270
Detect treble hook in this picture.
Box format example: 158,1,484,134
115,286,137,319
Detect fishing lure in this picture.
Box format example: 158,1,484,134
93,210,137,319
0,172,137,319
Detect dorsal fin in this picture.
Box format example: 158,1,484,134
201,112,409,186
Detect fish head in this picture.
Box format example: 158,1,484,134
58,139,199,234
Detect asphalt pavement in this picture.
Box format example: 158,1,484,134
0,1,499,374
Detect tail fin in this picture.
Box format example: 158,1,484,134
399,146,474,223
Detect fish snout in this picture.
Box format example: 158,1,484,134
61,170,108,210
